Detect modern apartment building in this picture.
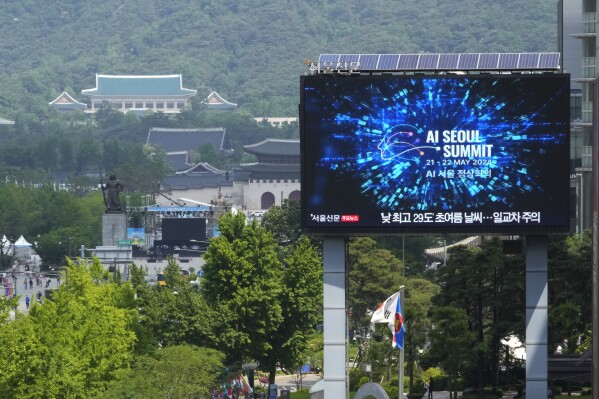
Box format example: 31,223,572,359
560,0,595,233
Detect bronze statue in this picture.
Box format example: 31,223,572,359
102,173,124,213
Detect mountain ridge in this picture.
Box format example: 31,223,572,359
0,0,558,117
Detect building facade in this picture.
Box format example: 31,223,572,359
560,0,596,233
81,74,197,113
156,138,300,212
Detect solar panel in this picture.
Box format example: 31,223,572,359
478,53,500,69
518,53,540,69
539,52,560,69
438,53,460,69
339,54,360,63
359,54,379,70
316,52,560,72
378,54,400,70
398,54,419,69
498,53,520,69
457,53,479,69
417,54,439,69
319,54,340,64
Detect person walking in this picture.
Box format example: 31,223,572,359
25,294,30,309
428,377,434,399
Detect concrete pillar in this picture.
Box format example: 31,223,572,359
525,235,548,398
323,237,347,399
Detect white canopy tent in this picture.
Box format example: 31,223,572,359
14,235,32,247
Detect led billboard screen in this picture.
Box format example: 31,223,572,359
300,74,570,235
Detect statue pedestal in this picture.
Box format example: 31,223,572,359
102,213,127,246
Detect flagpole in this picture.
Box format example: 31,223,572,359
399,287,405,399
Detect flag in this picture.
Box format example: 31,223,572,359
392,292,405,349
370,290,405,349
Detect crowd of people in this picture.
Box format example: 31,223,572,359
19,273,57,291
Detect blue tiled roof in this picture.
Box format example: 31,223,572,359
82,74,197,96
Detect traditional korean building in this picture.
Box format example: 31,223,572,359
239,138,300,209
201,91,237,110
156,138,300,212
146,127,232,173
81,74,196,113
49,91,87,112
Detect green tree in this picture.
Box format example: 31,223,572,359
136,257,217,348
348,237,404,332
427,306,475,395
0,259,137,399
258,236,322,377
548,232,592,354
432,238,525,391
102,345,225,399
404,278,439,395
260,199,302,247
201,212,284,373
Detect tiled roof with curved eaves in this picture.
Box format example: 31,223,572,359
243,138,299,157
147,127,230,154
82,74,197,97
239,163,300,174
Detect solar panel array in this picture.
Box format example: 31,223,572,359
317,53,560,72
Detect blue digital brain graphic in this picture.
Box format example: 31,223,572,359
308,77,567,212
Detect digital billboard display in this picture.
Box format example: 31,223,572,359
300,74,570,235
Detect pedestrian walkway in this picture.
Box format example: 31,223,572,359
3,269,61,319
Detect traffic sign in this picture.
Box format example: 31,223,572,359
117,240,131,246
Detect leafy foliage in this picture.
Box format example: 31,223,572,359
0,258,137,399
548,232,592,354
202,212,284,365
260,236,323,375
135,257,217,348
430,238,525,390
348,237,405,329
101,344,225,399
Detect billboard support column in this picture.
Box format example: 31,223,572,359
525,235,548,398
323,237,348,399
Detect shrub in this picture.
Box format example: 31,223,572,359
358,376,370,389
349,368,369,392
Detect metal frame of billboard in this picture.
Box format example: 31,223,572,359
300,72,570,236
